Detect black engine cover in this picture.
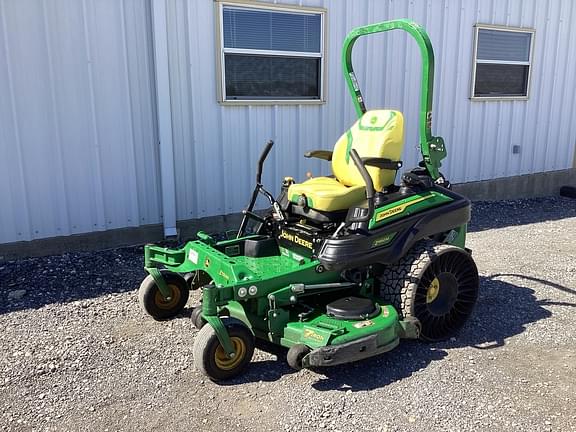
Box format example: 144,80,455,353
326,297,380,320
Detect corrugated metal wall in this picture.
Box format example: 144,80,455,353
1,0,575,244
166,0,576,221
0,0,161,244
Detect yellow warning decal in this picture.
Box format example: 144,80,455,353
374,195,432,222
353,320,374,328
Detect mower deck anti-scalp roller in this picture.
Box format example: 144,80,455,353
138,19,479,381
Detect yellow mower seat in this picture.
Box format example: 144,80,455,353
288,109,404,212
288,177,366,211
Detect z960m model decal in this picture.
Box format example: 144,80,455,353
369,191,453,229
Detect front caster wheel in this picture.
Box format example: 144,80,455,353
193,318,254,381
138,271,189,320
287,344,311,370
191,305,206,329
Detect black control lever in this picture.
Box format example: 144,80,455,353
238,140,275,238
256,140,274,184
347,149,375,224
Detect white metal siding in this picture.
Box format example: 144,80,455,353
166,0,576,221
1,0,575,245
0,0,161,244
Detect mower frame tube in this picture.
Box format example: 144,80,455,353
145,266,173,300
202,284,236,356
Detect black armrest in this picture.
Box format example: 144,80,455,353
304,150,333,161
362,157,403,170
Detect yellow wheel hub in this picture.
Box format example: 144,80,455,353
426,277,440,304
214,337,246,371
154,284,181,310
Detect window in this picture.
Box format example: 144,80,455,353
217,2,325,103
471,25,535,99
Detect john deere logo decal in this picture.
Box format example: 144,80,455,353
280,230,313,250
374,195,432,223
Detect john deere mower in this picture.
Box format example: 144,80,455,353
138,19,479,381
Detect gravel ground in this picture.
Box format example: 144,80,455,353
1,196,575,432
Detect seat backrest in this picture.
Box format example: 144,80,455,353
332,109,404,191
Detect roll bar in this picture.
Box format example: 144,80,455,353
342,19,447,180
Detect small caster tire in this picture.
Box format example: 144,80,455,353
287,344,311,370
191,305,206,329
138,271,189,320
193,318,254,381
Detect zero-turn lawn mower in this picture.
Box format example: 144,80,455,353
138,19,479,381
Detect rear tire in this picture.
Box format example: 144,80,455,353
377,241,479,341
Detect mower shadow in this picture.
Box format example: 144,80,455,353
468,197,576,232
230,275,566,390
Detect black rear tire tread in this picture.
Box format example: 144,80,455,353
378,241,479,341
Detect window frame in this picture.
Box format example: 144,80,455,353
215,0,327,105
470,24,535,101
